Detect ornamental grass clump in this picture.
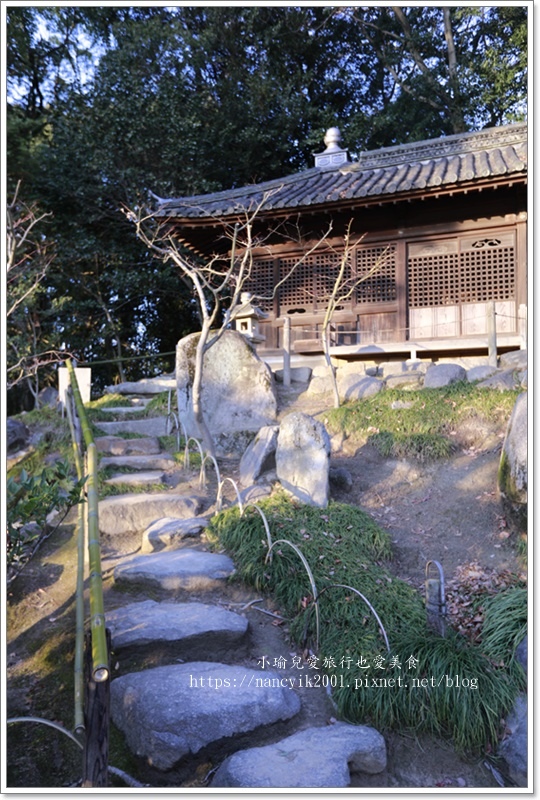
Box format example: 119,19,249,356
208,492,525,754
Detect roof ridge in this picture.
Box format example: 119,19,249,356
353,123,527,171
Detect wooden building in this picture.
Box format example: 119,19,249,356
157,123,527,361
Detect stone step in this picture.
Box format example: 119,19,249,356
95,435,161,456
212,722,387,788
104,471,167,487
110,662,301,772
100,454,177,471
99,493,202,536
128,395,153,407
105,376,176,395
95,417,169,437
141,517,209,553
99,406,147,416
114,548,235,592
106,599,248,658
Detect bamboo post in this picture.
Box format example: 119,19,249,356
64,391,86,735
283,317,291,387
487,301,497,368
425,561,447,637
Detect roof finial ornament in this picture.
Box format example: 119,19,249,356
324,127,342,152
315,125,349,168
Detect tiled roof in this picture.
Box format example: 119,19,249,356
157,123,527,220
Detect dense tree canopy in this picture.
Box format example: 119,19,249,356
5,5,528,411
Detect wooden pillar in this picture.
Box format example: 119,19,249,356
487,301,497,367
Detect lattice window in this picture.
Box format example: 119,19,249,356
356,244,397,303
408,251,459,307
244,259,275,312
312,252,352,308
278,256,312,311
408,234,516,308
459,237,515,303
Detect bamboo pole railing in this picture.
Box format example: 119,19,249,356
66,360,109,682
64,390,86,735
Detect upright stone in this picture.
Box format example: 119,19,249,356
239,425,279,487
498,392,527,527
276,412,331,507
176,330,277,438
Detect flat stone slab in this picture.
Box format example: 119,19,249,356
99,494,201,536
100,454,176,471
104,471,166,487
105,376,176,395
99,406,146,415
114,548,235,591
141,517,209,553
110,662,301,771
107,600,248,654
94,417,169,437
95,435,161,456
212,722,386,788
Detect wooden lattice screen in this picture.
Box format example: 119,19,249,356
246,259,275,312
356,244,397,303
408,231,517,338
278,251,352,311
408,233,516,307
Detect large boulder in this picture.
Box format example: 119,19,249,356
423,363,466,388
276,412,331,507
498,392,527,527
176,330,277,438
7,418,31,454
498,694,528,787
337,373,385,401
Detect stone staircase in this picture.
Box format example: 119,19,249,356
91,380,387,788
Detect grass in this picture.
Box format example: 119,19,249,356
480,587,527,667
208,491,525,754
326,381,518,461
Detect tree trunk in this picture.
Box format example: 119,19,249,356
191,323,216,458
322,317,340,409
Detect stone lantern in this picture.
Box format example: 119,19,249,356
232,292,268,344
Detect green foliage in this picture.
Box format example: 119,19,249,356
335,629,524,754
7,460,84,566
480,588,527,667
208,493,524,753
6,6,527,411
327,382,518,460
